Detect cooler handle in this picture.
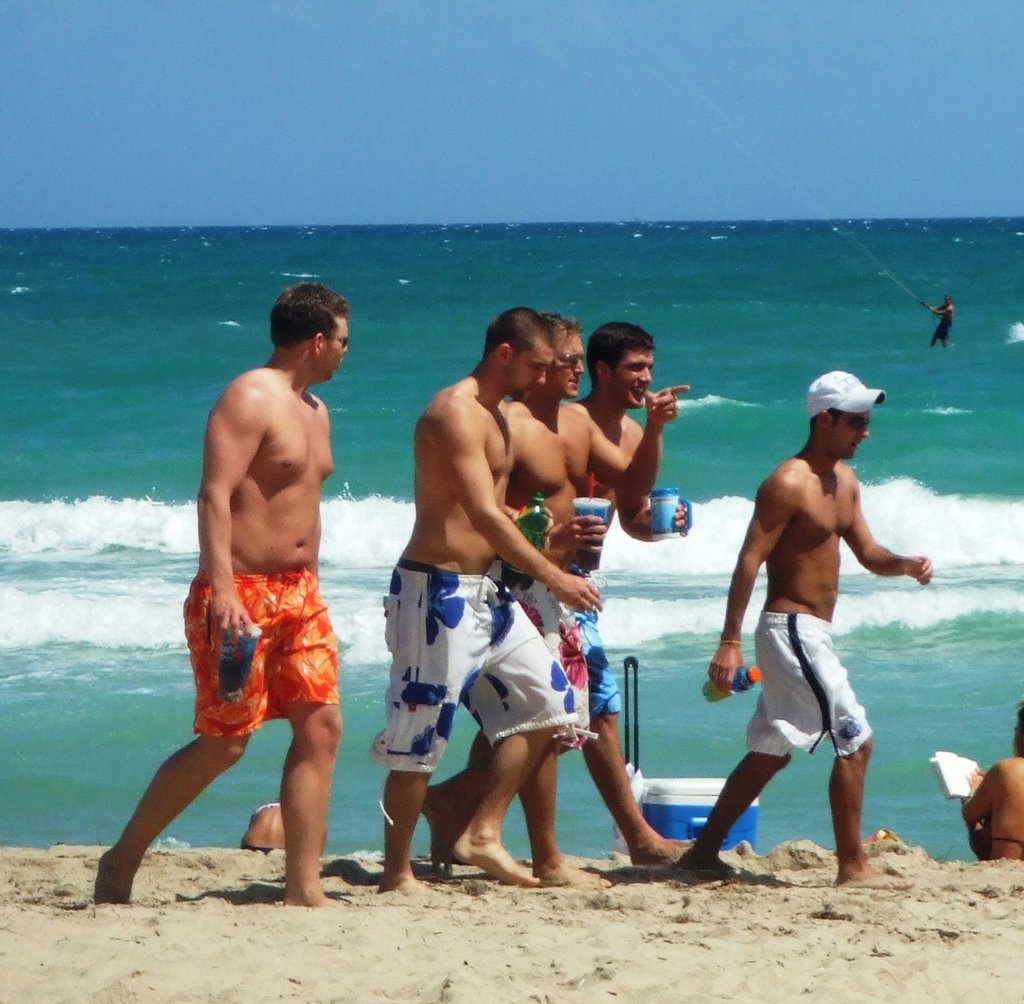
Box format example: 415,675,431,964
623,656,639,768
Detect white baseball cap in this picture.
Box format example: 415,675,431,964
806,371,886,416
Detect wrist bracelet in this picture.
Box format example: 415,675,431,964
719,638,742,646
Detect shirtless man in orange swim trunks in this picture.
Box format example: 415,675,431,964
95,282,349,908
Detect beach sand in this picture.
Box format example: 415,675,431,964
2,840,1021,1003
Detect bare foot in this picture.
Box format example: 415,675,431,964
283,888,344,907
423,787,467,878
93,848,136,905
674,845,737,879
453,833,541,888
629,837,689,866
378,873,433,894
837,866,913,890
534,861,613,888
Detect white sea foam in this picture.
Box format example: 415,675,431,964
3,479,1024,657
606,479,1024,575
595,583,1024,649
3,480,1024,572
831,584,1024,633
0,580,186,649
218,320,241,327
855,478,1024,568
319,497,416,567
0,577,391,662
677,394,754,411
0,498,198,555
4,567,1021,658
601,495,752,576
10,286,30,294
1007,322,1024,344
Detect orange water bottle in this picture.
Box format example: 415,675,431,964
702,665,762,703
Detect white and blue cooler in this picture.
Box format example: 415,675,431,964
640,777,758,850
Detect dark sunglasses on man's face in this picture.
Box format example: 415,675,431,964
828,409,870,430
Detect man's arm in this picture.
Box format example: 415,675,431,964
962,767,994,826
708,474,796,690
196,376,270,637
307,396,329,579
616,494,654,540
616,495,689,542
842,478,933,584
586,385,689,497
440,400,601,613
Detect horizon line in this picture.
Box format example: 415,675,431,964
4,214,1024,234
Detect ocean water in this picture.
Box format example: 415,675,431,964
3,219,1023,864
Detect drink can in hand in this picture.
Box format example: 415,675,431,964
218,625,261,702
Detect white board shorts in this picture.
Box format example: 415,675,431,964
370,560,582,773
748,611,872,758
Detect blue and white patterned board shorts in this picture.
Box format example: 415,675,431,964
370,559,581,773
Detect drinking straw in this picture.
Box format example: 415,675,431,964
587,470,595,498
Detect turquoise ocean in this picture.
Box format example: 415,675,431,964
3,219,1023,863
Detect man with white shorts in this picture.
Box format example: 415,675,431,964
678,370,932,887
372,307,601,893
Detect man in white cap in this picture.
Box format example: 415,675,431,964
678,371,932,887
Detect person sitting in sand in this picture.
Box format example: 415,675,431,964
241,802,286,853
676,370,931,888
241,801,328,855
962,701,1024,861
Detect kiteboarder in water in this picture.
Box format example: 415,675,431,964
923,294,955,348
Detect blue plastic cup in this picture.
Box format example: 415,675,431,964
572,496,612,571
572,496,612,522
650,488,692,539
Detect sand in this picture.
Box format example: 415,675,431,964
2,840,1022,1003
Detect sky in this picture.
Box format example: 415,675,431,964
2,1,1021,228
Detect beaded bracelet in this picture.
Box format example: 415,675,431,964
719,638,742,646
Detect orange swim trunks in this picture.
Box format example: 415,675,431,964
184,568,339,737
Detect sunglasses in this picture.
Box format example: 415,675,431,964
828,409,870,430
556,352,584,367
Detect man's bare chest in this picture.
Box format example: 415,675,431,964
254,413,332,488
